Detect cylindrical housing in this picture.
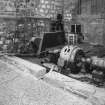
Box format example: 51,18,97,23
58,45,84,67
91,56,105,68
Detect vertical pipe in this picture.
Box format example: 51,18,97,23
62,0,64,23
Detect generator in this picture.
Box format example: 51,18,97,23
57,45,105,85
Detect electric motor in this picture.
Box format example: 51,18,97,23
57,45,85,74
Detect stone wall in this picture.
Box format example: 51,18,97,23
0,0,61,53
77,15,105,45
76,0,105,46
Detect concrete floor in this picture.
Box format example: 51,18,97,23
0,59,92,105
